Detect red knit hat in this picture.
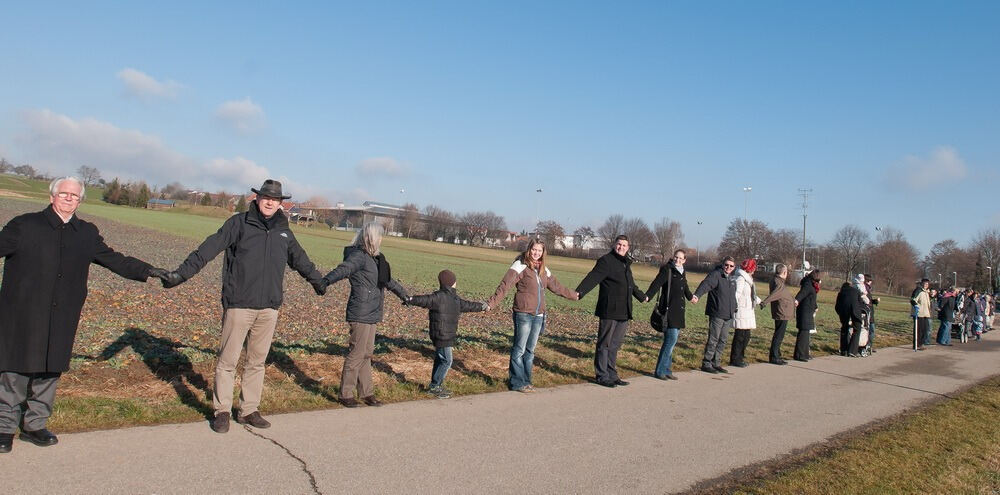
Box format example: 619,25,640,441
741,258,757,273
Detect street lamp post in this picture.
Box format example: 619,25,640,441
953,271,958,288
988,266,993,292
938,273,942,289
534,188,543,233
742,187,752,220
696,221,703,265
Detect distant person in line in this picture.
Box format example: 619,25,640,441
936,287,956,346
486,238,578,393
964,289,984,341
406,270,487,399
729,258,761,368
692,256,738,374
910,278,931,349
644,249,697,380
575,235,649,388
0,177,168,453
793,269,823,362
315,222,410,407
984,294,994,331
759,263,798,365
863,274,880,351
159,179,325,433
835,281,865,357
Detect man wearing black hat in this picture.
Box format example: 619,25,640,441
160,180,326,433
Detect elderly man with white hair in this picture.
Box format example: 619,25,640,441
0,177,168,453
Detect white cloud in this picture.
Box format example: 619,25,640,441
356,157,409,179
885,146,968,191
116,68,182,99
214,97,265,134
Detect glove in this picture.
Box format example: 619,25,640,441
481,302,489,311
311,278,328,296
161,271,185,289
147,267,169,280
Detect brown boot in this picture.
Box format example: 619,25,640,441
210,412,230,433
236,411,271,429
361,395,383,407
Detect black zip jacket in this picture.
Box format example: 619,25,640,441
175,202,322,309
575,251,646,321
693,265,737,319
408,286,486,347
323,245,409,324
835,283,865,322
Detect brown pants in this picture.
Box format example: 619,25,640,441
213,308,279,416
341,322,378,399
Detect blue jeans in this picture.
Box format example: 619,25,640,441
937,320,951,345
510,312,545,390
654,328,680,377
430,346,452,388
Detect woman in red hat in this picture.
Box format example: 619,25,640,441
729,258,761,367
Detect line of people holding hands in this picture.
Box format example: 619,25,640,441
2,177,833,452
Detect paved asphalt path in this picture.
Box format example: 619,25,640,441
3,333,999,494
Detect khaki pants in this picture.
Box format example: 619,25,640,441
340,322,378,399
213,308,279,416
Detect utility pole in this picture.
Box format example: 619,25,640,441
696,220,703,265
799,188,812,271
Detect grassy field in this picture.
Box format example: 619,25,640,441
709,376,1000,495
0,174,919,435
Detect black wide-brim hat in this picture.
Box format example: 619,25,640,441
251,179,292,200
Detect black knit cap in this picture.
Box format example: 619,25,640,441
438,270,456,288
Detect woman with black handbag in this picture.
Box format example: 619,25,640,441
644,249,696,380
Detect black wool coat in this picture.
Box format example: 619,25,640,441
408,286,486,347
834,283,864,323
795,276,819,330
323,246,409,324
0,206,153,373
575,251,646,321
644,262,693,329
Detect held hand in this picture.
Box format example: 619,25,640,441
644,295,650,303
691,295,699,304
794,299,799,307
311,278,328,296
147,267,169,281
481,302,489,311
161,271,185,289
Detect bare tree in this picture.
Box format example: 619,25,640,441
597,214,626,249
461,211,492,246
161,182,188,200
573,226,596,251
828,225,872,280
400,203,421,238
534,220,566,250
769,228,802,268
76,165,102,186
653,218,683,261
424,205,457,242
971,228,1000,292
869,227,919,295
719,218,773,262
923,239,961,286
13,164,37,178
619,217,654,258
0,157,12,173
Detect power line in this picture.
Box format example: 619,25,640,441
799,188,812,270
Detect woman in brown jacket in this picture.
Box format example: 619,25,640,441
758,264,797,365
487,238,578,392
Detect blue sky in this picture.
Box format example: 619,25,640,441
1,1,998,255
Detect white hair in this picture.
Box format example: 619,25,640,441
49,176,86,201
352,221,384,256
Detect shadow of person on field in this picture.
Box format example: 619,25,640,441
99,327,213,419
375,335,499,388
267,343,341,403
461,332,592,383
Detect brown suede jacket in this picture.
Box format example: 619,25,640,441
487,258,578,315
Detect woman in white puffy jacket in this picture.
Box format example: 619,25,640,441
729,258,761,367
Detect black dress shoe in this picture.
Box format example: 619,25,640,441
340,397,362,408
769,360,787,365
713,366,729,374
700,365,718,374
19,428,58,446
596,380,617,388
361,396,383,407
847,353,861,358
0,433,12,453
731,362,748,368
613,379,630,386
236,411,271,429
793,358,809,362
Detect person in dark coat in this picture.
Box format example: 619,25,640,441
835,282,865,357
936,288,957,346
316,222,410,407
406,270,487,399
758,264,797,365
644,249,695,380
0,177,166,452
575,235,649,388
793,269,823,361
160,179,325,433
692,257,738,374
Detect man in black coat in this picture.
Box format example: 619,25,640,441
0,177,166,453
936,288,956,346
575,235,649,388
160,180,324,433
835,282,865,357
692,257,738,374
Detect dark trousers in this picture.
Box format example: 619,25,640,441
917,317,931,346
769,320,788,362
793,327,811,360
702,317,732,369
729,329,751,365
840,317,862,355
0,371,61,433
595,319,628,384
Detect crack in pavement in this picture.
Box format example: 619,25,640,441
241,425,321,495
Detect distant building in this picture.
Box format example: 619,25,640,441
146,198,176,210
